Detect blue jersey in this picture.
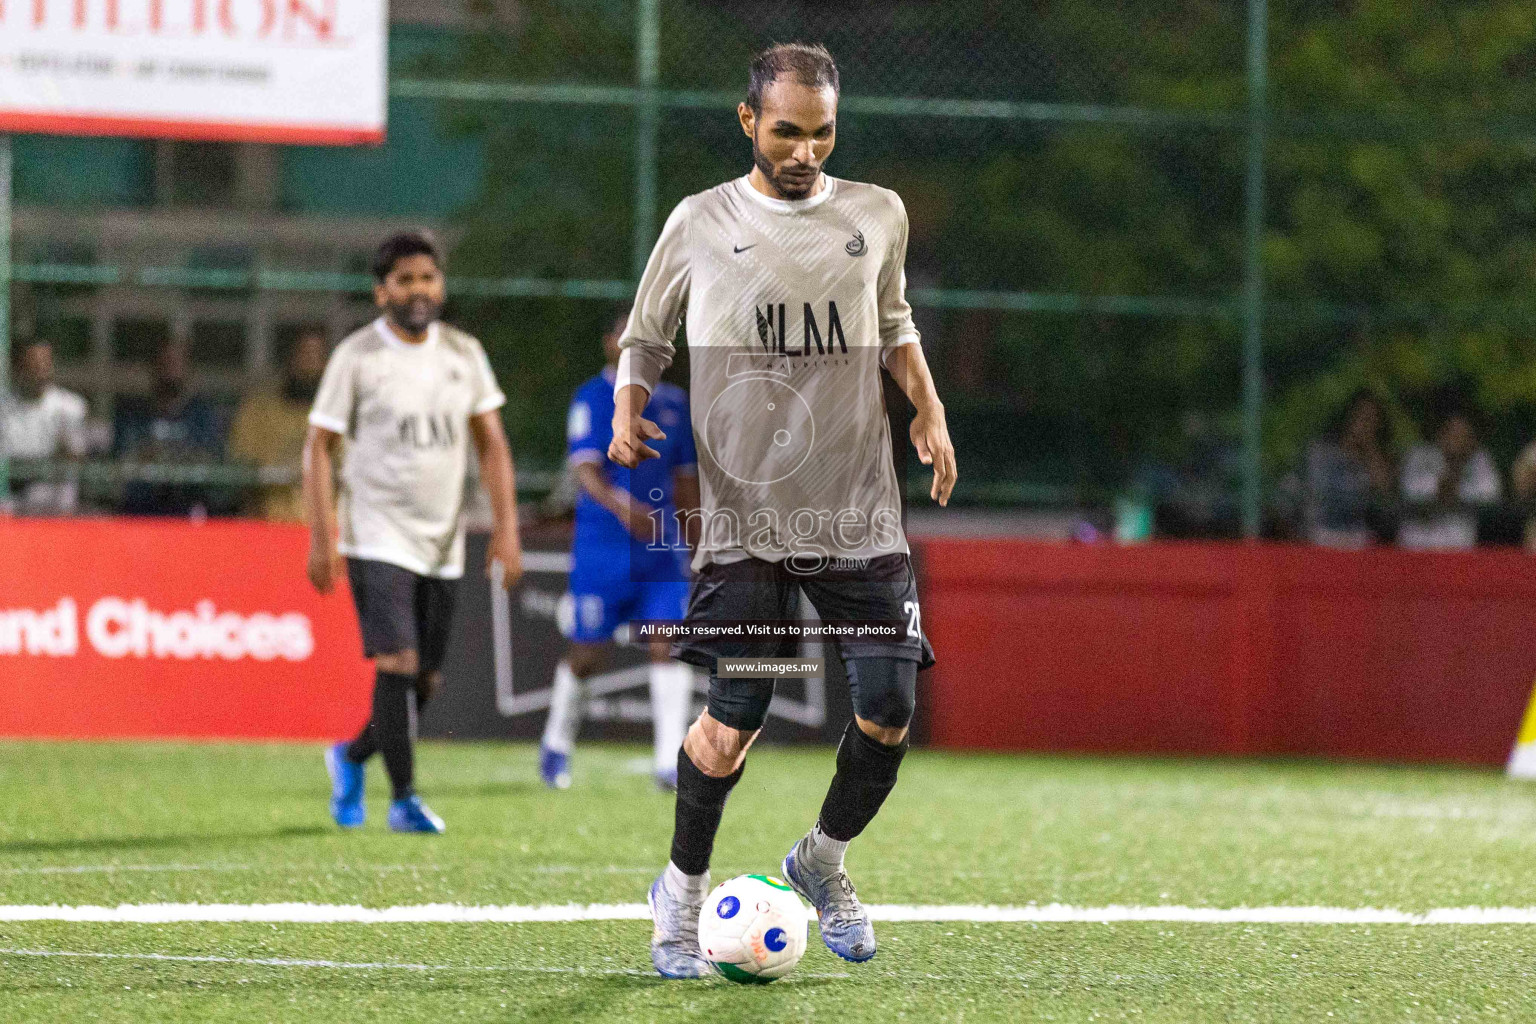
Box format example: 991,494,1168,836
566,367,697,568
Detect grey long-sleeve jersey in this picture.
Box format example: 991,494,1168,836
617,174,921,571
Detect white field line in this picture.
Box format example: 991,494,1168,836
0,947,651,977
0,947,854,981
0,863,256,876
6,902,1536,925
0,863,653,876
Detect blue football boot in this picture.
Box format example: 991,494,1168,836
324,742,365,829
539,746,572,790
783,836,877,962
654,766,678,793
387,795,445,834
647,871,712,979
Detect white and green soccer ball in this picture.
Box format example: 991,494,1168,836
697,873,808,983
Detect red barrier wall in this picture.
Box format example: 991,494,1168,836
920,539,1536,765
0,519,371,740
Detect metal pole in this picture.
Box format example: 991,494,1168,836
1240,0,1268,539
0,133,11,502
632,0,660,280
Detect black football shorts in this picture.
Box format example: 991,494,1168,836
671,552,935,673
345,558,459,675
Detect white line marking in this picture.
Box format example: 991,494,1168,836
527,865,656,875
0,947,854,981
0,864,255,876
0,863,655,877
0,904,652,923
0,948,650,976
6,903,1536,925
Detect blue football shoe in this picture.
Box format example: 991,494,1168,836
654,767,678,793
324,742,365,829
539,746,572,790
387,795,445,834
647,871,712,979
783,837,877,963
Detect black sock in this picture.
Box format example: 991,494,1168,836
669,748,744,876
817,719,908,843
344,721,377,763
347,674,433,779
359,671,418,800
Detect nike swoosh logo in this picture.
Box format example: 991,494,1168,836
733,244,757,254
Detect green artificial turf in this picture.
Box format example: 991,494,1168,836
3,739,1536,1021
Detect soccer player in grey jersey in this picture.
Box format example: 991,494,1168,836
304,231,525,834
609,44,957,977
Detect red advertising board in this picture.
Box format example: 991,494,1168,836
920,538,1536,765
10,520,1532,763
0,518,371,740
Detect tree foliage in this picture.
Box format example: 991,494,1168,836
440,0,1536,499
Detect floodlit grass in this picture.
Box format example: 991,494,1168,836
3,739,1536,1021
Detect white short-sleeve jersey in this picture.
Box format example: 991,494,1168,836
310,318,506,578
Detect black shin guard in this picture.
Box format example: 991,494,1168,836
818,719,909,843
669,749,744,876
362,671,419,800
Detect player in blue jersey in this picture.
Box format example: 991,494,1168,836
539,309,700,791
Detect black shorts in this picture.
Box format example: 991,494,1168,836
346,558,460,675
671,552,935,673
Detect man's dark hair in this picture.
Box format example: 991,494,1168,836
747,43,839,115
371,230,444,282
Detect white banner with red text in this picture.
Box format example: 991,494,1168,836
0,0,387,143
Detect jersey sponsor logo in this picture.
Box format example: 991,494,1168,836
754,301,848,356
845,230,867,257
397,412,459,449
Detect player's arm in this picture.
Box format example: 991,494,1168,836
611,383,666,468
301,424,344,593
470,410,524,589
611,200,691,468
573,458,657,541
878,194,956,506
885,343,956,506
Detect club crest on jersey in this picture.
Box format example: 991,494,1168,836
845,230,867,257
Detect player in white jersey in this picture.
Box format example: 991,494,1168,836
609,44,957,976
304,231,525,834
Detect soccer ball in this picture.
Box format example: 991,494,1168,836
697,873,809,983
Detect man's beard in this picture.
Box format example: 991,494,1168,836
386,296,443,336
752,137,819,200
